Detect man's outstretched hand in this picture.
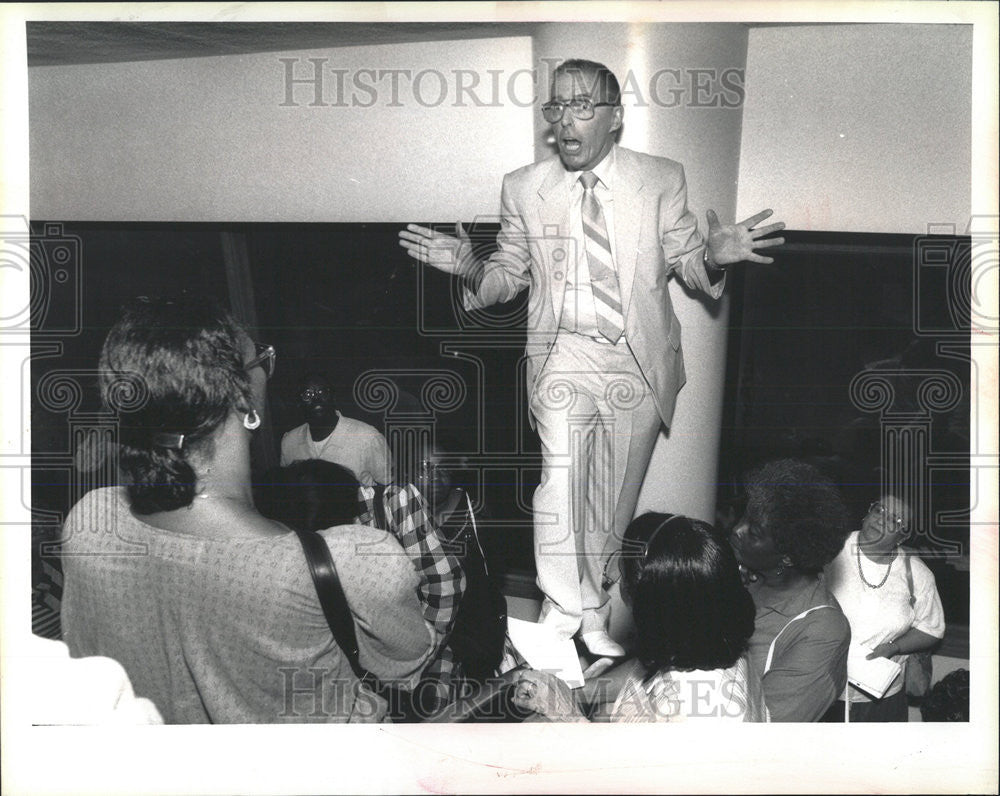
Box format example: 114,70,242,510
706,208,785,267
398,223,475,276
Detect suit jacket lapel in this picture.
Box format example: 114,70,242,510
537,159,572,314
613,148,644,320
538,157,570,229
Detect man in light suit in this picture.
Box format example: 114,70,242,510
399,59,783,655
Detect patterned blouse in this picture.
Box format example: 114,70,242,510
61,487,436,723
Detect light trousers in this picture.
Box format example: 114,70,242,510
529,331,662,638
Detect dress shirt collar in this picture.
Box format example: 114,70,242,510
564,143,617,192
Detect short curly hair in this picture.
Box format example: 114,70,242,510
742,459,850,573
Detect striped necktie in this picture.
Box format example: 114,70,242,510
580,171,624,343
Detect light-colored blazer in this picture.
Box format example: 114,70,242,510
464,146,725,429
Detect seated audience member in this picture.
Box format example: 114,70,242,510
920,669,969,722
258,458,465,712
730,459,852,722
824,493,945,722
280,372,392,486
60,296,437,723
512,513,767,722
411,440,508,685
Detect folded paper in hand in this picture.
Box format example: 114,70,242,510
506,617,585,689
847,644,902,699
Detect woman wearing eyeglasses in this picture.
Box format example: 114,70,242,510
60,296,438,723
822,494,945,721
511,513,767,722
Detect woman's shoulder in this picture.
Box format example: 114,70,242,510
224,525,412,600
826,531,858,571
762,578,850,646
67,485,127,516
901,550,937,583
898,552,944,611
63,487,135,547
643,660,760,722
313,525,422,611
316,524,414,573
792,593,851,643
671,657,755,692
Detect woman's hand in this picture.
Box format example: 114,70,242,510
866,641,899,660
866,629,940,660
511,669,588,722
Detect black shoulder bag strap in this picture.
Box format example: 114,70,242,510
371,484,388,530
904,552,916,608
292,527,366,681
294,525,424,721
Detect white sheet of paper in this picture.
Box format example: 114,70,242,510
506,617,586,689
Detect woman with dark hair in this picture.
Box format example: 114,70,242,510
511,513,766,722
60,296,437,723
730,458,852,721
255,459,363,533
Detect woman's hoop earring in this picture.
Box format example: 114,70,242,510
243,409,261,430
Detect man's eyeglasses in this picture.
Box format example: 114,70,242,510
541,98,619,123
245,343,276,379
868,501,905,529
300,387,331,403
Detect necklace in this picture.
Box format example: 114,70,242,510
857,542,895,589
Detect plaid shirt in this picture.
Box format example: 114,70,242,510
356,483,465,699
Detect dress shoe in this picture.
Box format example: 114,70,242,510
579,630,626,658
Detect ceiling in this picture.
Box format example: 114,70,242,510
24,21,828,68
26,21,540,67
